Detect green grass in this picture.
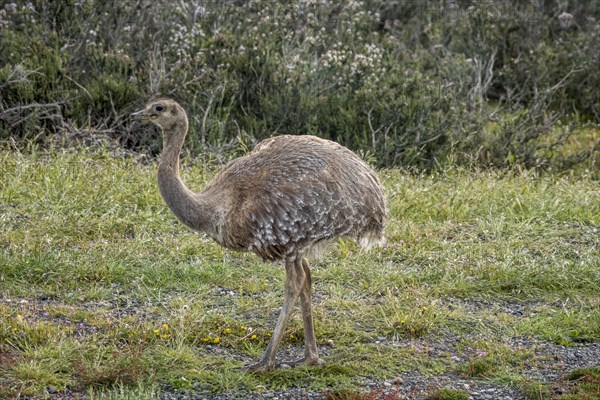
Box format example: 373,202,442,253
522,367,600,400
561,367,600,399
0,148,599,398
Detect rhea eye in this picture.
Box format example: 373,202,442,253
155,105,164,112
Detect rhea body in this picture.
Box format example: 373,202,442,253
132,99,386,371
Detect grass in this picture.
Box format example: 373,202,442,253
522,367,600,400
0,147,599,398
560,367,600,399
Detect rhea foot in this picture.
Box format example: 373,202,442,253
239,360,274,373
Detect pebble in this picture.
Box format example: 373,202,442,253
46,385,57,394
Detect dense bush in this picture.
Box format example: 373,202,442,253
0,0,598,171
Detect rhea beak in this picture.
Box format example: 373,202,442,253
130,109,148,121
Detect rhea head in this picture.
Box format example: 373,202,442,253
131,98,188,135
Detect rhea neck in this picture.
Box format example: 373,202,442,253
157,116,215,233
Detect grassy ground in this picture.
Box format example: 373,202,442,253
0,147,598,399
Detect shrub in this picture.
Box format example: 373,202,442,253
0,0,598,171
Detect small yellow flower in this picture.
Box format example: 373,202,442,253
224,328,231,334
213,337,221,344
153,329,160,335
251,334,257,340
201,337,211,343
161,333,171,339
161,323,169,330
422,306,428,312
400,320,406,324
289,334,295,339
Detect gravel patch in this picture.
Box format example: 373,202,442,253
151,340,600,400
2,296,598,400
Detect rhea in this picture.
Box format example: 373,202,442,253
132,99,386,372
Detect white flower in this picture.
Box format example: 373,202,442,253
194,5,207,19
558,12,574,29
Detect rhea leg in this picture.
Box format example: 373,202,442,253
289,258,323,366
244,257,306,372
